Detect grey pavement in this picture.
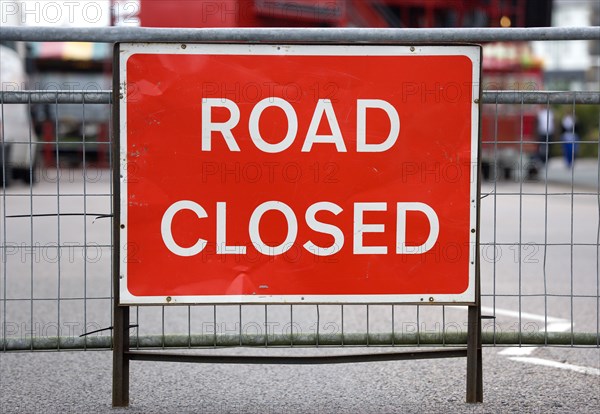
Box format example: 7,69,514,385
1,347,599,413
544,157,599,190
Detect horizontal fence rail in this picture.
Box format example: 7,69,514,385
3,332,599,352
2,90,600,105
0,91,112,104
1,26,600,43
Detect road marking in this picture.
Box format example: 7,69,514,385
483,307,571,358
447,305,569,325
447,305,570,326
498,322,573,356
546,322,573,332
478,308,598,375
509,357,600,376
499,346,536,356
479,306,568,324
450,306,598,374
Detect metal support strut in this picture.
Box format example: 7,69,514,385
466,304,483,403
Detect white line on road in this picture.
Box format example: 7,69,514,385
498,322,574,356
499,346,536,356
479,306,569,324
484,307,571,358
451,306,598,374
509,357,600,376
546,322,573,332
447,305,570,326
478,308,599,375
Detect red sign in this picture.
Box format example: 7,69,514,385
118,43,480,304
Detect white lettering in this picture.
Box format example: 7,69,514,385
396,202,440,254
357,99,400,152
249,201,298,255
202,98,241,151
249,97,298,153
216,202,247,254
353,202,387,254
303,201,344,256
302,99,346,152
161,200,207,256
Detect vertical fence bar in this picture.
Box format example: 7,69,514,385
597,91,600,347
316,304,320,347
239,305,243,346
113,50,129,407
492,94,499,345
187,305,191,348
264,305,268,347
113,146,130,411
112,293,130,407
416,305,420,346
161,306,165,349
83,97,88,350
518,94,524,347
467,182,483,403
290,304,294,347
108,97,115,351
1,96,6,352
467,89,483,403
466,302,482,403
340,304,344,346
542,96,550,345
135,307,139,349
391,304,395,346
214,305,218,348
28,94,34,351
441,306,446,346
597,94,600,347
55,95,62,350
569,98,576,345
366,304,370,347
27,95,36,341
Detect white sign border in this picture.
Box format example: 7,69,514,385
118,43,481,305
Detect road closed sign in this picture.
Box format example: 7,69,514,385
117,43,481,305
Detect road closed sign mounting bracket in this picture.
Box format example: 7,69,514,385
115,42,481,305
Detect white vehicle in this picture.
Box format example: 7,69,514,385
0,44,38,185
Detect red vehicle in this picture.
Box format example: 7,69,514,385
480,42,545,180
134,2,549,181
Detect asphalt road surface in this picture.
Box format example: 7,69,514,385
1,166,599,413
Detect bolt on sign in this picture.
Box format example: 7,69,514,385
117,43,481,305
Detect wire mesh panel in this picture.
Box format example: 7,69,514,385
1,91,113,351
1,89,598,351
479,91,600,349
1,22,600,354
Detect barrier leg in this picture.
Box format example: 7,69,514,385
112,303,130,407
466,303,483,403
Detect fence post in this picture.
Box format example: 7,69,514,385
112,45,129,407
466,212,483,403
111,147,129,405
466,303,483,403
112,304,130,406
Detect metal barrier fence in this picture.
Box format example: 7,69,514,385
1,27,600,355
2,88,599,352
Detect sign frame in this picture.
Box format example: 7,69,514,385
115,42,482,306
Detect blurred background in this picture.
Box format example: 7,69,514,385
0,0,598,181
